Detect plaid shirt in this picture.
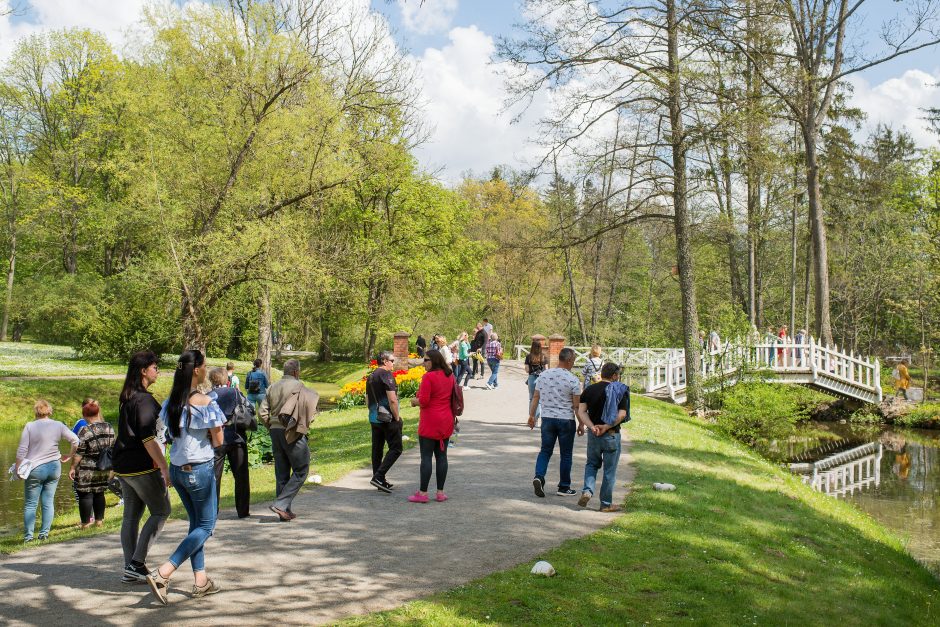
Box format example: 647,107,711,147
484,340,502,359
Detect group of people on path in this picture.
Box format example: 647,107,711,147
415,318,504,390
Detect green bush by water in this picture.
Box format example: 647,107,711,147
715,383,816,445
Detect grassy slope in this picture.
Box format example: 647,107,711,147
1,406,419,553
343,396,939,626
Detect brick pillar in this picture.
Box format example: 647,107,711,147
393,332,410,369
548,334,566,368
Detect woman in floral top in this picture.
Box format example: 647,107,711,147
69,398,115,529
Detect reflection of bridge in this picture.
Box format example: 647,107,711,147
789,441,883,497
515,338,882,405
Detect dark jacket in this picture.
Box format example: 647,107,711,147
470,329,487,352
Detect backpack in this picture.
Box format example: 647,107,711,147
232,391,258,431
450,374,464,418
246,371,261,394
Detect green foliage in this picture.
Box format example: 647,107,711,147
715,383,814,445
895,403,940,429
246,424,273,467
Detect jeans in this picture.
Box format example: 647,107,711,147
419,436,449,492
169,461,217,572
214,441,251,517
582,431,622,507
23,460,60,539
534,418,576,490
456,358,471,386
270,429,310,512
119,471,171,566
527,373,541,420
246,392,266,409
486,358,501,387
76,491,106,525
460,359,473,386
371,420,403,481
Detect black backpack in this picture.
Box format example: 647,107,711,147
246,371,261,394
232,391,257,431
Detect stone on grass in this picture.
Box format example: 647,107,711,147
653,482,676,491
307,474,322,484
402,435,411,442
531,561,556,577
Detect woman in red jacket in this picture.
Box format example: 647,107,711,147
408,349,456,503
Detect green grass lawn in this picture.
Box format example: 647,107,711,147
0,341,125,377
342,396,939,626
0,406,419,554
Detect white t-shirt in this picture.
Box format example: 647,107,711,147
534,368,581,420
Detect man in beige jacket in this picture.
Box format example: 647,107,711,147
260,359,317,521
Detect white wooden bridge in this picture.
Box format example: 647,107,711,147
515,337,882,405
789,441,883,497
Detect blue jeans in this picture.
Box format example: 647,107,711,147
486,358,501,387
169,461,217,572
582,431,622,507
456,358,471,386
527,374,541,420
24,460,60,539
534,418,576,490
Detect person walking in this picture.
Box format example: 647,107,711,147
455,331,471,387
415,335,427,358
581,345,603,392
895,360,912,400
527,347,582,497
482,318,493,340
112,351,171,584
524,338,548,423
366,351,403,493
484,332,503,389
226,362,240,391
15,400,79,543
577,363,630,512
147,350,226,604
208,368,251,519
69,398,115,529
408,350,456,503
434,335,453,366
470,323,488,380
245,359,269,408
260,359,317,521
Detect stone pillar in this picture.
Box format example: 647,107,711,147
548,334,566,368
393,332,411,369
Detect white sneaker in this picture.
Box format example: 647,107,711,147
486,384,494,390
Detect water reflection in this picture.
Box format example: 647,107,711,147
784,422,940,573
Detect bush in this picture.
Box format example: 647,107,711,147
896,403,940,429
247,424,273,467
716,383,812,445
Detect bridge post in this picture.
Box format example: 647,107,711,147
548,334,566,368
874,359,882,402
809,336,818,382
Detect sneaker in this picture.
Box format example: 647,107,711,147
533,477,545,498
486,384,494,390
578,492,591,507
436,492,448,502
146,569,170,605
599,504,622,513
122,563,149,584
192,578,221,598
23,536,33,544
37,533,48,541
370,477,393,493
408,492,429,503
557,488,577,496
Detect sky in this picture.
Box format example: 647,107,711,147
1,0,939,181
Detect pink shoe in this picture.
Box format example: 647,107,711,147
408,492,429,503
436,492,448,502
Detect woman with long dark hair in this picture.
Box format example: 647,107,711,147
147,350,226,605
408,350,456,503
524,338,547,423
112,350,171,584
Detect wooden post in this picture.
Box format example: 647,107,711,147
548,334,566,368
393,332,411,370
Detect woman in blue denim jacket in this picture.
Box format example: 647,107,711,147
146,350,226,605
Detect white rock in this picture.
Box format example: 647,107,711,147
307,474,322,484
530,560,556,577
653,482,676,491
402,435,411,442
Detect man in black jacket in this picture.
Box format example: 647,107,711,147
470,323,488,380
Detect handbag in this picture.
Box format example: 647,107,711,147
450,375,464,418
96,447,114,472
376,404,394,423
232,391,258,431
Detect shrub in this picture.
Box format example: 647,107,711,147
896,403,940,429
247,424,273,467
716,383,812,445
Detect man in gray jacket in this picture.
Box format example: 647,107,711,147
260,359,312,522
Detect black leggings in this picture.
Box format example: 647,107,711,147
76,491,106,524
419,436,449,492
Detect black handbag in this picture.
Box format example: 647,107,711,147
96,447,113,472
232,391,258,431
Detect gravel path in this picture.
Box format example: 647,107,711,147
0,361,633,626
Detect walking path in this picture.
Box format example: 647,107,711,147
0,361,633,626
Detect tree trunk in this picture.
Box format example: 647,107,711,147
256,285,272,378
318,305,333,363
803,225,813,334
362,278,385,361
667,0,702,408
803,117,833,345
181,290,205,352
789,127,799,334
1,225,14,341
564,245,588,345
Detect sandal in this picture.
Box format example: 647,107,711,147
192,578,221,598
147,569,170,605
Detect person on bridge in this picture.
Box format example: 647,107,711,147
894,360,912,400
577,362,630,512
528,347,582,497
581,345,603,392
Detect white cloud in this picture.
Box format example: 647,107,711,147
410,25,548,181
847,69,940,147
397,0,457,35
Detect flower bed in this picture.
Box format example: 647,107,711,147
338,365,426,409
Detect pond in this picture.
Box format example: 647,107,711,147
777,421,940,573
0,424,83,537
